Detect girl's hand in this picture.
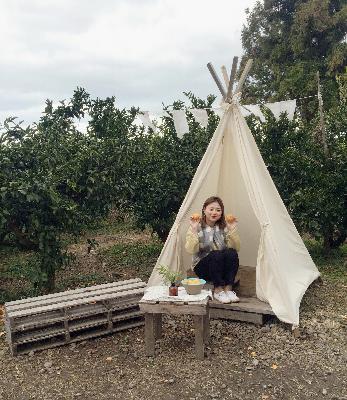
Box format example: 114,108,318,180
189,217,200,233
226,219,238,232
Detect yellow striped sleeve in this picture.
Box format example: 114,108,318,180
185,227,199,254
226,229,240,252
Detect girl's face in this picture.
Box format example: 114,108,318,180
203,201,222,226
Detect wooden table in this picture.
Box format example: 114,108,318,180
139,296,210,360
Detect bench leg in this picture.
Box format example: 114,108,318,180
194,315,205,360
145,313,156,356
203,312,210,344
154,313,162,339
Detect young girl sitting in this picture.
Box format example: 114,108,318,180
185,196,240,304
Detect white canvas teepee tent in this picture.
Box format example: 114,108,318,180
147,59,320,326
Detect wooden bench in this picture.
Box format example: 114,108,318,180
139,296,210,360
4,278,146,356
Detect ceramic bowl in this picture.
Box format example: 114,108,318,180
181,278,206,295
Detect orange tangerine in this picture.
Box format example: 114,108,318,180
191,213,201,222
225,214,237,224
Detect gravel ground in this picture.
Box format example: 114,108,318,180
1,277,346,400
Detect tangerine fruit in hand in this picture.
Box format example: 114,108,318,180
225,214,237,224
191,213,201,222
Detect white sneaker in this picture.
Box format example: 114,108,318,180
214,291,231,304
225,290,240,303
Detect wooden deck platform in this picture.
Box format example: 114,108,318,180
209,296,274,325
188,265,275,325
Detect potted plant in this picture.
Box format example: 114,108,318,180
157,265,182,296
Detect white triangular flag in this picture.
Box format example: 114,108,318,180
241,104,265,122
172,110,189,138
138,111,156,131
265,100,296,121
190,109,209,128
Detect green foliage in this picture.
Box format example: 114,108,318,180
0,72,345,298
247,74,347,250
125,92,219,241
0,88,138,292
241,0,346,250
157,264,182,286
305,239,347,283
241,0,347,115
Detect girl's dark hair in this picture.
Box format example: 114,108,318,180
201,196,226,229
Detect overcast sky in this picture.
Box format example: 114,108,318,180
0,0,258,125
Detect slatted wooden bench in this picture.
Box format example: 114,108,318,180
4,278,146,356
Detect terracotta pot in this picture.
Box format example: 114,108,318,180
169,285,178,296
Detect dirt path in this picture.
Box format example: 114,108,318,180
0,232,346,400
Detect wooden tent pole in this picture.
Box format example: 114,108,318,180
226,56,239,101
207,62,227,99
221,65,229,88
234,59,253,94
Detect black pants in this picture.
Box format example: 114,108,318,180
194,248,239,288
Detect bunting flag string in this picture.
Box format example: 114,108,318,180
136,98,309,138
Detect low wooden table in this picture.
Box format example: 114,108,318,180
139,295,210,360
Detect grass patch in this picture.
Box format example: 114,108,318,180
305,239,347,284
0,245,38,303
57,273,108,291
101,241,163,281
81,214,139,237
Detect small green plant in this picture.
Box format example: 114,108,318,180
157,265,182,286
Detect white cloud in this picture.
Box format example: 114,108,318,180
0,0,258,124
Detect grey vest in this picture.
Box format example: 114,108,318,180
192,224,228,268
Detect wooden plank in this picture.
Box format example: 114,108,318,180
209,296,274,315
6,281,146,313
11,309,65,331
207,62,227,99
158,298,208,306
226,56,239,101
111,300,140,312
68,315,109,332
65,303,108,319
13,325,66,345
112,310,143,323
5,278,142,308
15,335,67,356
8,287,145,318
194,315,205,360
210,308,264,324
140,303,207,316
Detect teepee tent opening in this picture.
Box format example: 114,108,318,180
147,58,320,326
